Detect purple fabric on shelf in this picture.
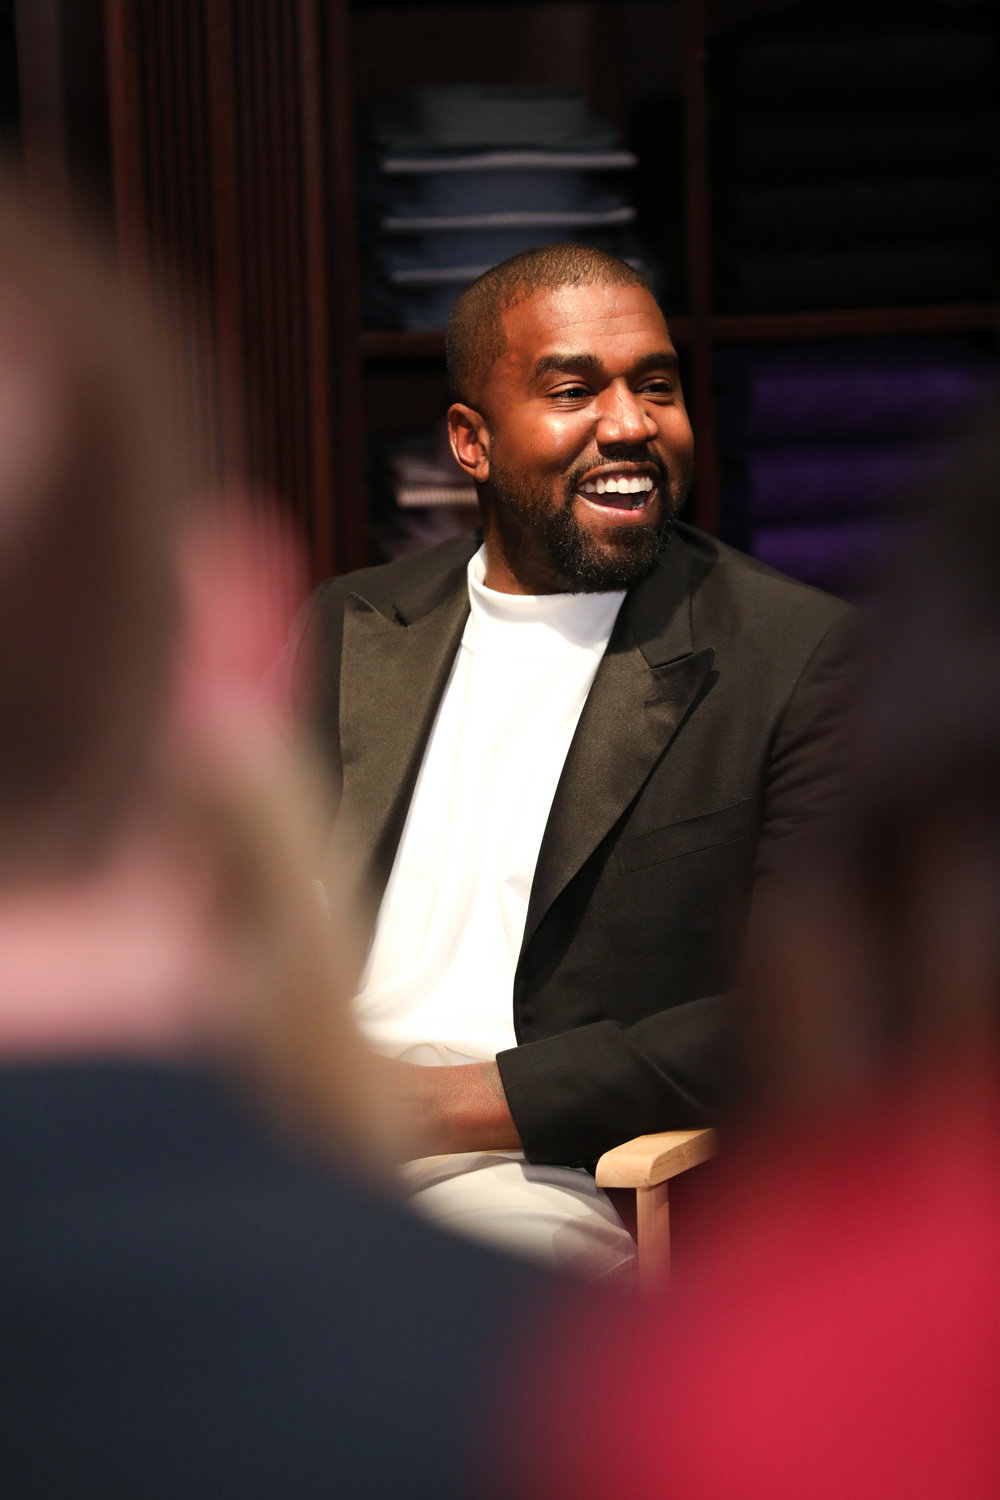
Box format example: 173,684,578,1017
747,443,933,522
744,359,997,441
752,516,909,593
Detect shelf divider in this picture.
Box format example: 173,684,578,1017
681,0,719,536
360,304,1000,362
710,304,1000,343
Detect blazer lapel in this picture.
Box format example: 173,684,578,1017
338,577,470,891
523,536,714,947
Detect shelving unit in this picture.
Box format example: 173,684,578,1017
21,0,999,580
361,303,997,361
346,0,1000,560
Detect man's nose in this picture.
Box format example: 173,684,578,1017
595,383,658,446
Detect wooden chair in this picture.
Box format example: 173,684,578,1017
596,1128,716,1290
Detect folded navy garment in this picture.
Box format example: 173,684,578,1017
752,515,910,592
364,273,474,331
725,113,994,181
375,151,635,218
734,356,999,441
710,8,1000,322
726,173,994,249
380,203,634,241
721,241,995,311
364,237,648,329
372,221,635,276
358,86,641,330
728,30,996,108
364,85,617,152
745,443,932,523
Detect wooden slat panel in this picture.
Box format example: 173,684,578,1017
105,0,148,272
14,0,71,203
104,0,342,574
203,2,244,484
323,0,368,575
298,0,337,578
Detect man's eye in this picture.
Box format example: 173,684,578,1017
551,385,591,400
639,380,674,396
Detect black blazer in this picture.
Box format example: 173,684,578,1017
299,524,860,1165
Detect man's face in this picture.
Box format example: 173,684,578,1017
451,282,694,594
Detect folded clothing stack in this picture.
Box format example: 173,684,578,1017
371,423,479,563
387,425,476,510
711,2,999,311
360,85,642,329
716,338,999,598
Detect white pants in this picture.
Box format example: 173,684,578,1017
401,1149,637,1281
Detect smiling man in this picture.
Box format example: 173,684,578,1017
451,278,690,599
298,245,859,1276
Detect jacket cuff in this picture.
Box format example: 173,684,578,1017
495,1007,722,1167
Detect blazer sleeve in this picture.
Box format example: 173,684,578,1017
495,608,866,1166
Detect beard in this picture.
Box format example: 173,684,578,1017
481,448,690,594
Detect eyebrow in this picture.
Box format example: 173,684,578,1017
531,349,680,382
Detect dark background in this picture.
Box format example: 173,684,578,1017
9,0,999,597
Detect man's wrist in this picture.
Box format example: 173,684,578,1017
441,1061,522,1153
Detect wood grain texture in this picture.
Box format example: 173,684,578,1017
636,1180,672,1289
595,1127,716,1189
104,0,344,576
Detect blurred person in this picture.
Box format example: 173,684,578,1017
292,244,861,1276
492,414,1000,1499
0,183,559,1500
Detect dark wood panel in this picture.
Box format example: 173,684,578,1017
361,329,449,360
360,316,699,360
710,304,1000,343
104,0,350,579
323,0,368,574
363,358,452,438
359,304,1000,361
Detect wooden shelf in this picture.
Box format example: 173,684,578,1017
92,0,1000,570
361,329,446,358
360,318,696,359
710,304,1000,343
360,305,999,362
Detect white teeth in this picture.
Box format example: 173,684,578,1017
580,473,655,497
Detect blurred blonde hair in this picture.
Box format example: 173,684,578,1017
0,176,397,1173
0,176,177,879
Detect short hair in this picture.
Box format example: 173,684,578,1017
445,243,651,408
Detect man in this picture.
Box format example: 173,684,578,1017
299,245,857,1273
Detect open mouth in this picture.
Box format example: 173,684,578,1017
576,469,658,515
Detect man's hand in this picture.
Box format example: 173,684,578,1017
381,1059,522,1159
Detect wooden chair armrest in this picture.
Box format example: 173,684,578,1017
595,1128,716,1190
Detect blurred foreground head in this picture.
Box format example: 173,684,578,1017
0,180,392,1167
751,411,1000,1105
0,187,176,878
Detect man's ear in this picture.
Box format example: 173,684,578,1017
448,403,491,482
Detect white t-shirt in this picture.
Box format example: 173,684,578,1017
354,546,624,1065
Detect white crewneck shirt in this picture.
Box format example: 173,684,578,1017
354,546,624,1066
